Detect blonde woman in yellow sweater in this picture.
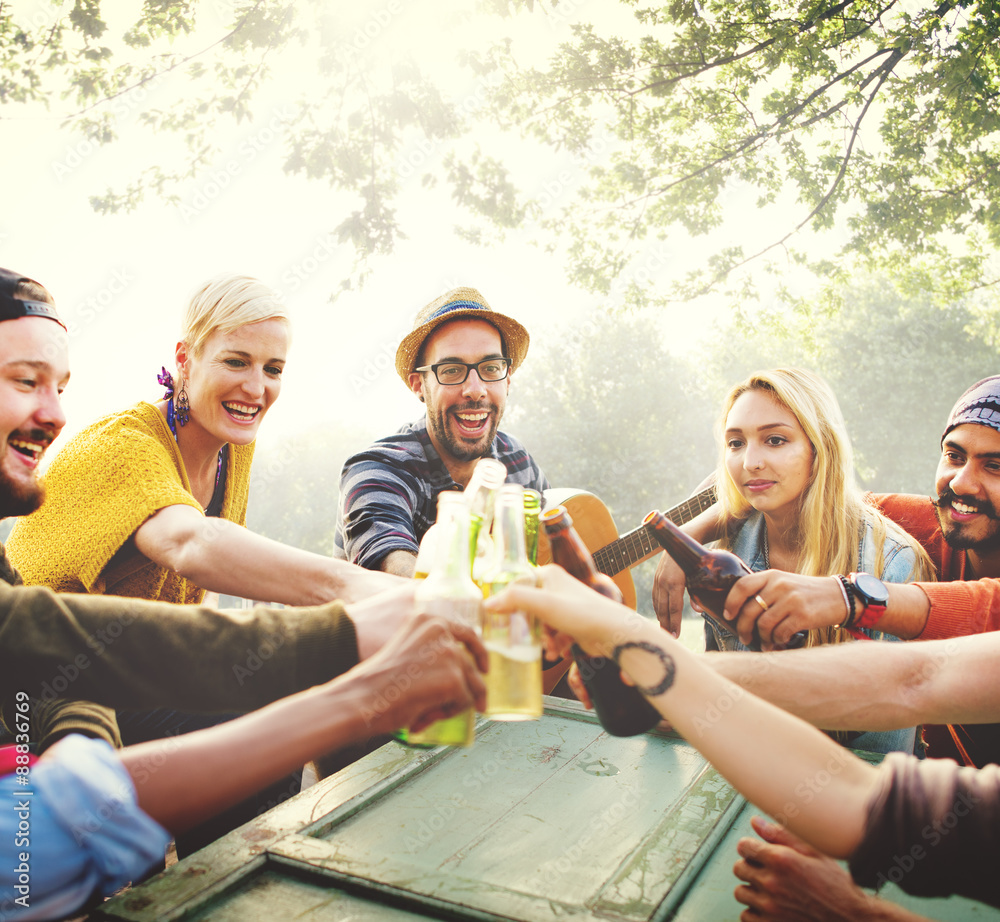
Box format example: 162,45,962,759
7,273,407,854
8,273,398,608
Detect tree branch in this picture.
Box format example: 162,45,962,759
55,0,271,122
685,47,908,298
629,0,876,98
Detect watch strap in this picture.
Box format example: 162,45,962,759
848,572,887,633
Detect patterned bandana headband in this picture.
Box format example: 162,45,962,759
942,375,1000,443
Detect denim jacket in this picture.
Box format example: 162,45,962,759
704,511,919,755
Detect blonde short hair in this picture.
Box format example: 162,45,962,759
182,274,289,355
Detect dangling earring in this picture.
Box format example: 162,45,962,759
176,381,191,427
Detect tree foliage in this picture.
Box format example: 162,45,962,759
694,275,1000,492
484,0,1000,302
4,0,998,301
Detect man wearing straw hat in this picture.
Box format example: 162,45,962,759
334,287,549,577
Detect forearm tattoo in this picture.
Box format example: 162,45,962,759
612,641,676,697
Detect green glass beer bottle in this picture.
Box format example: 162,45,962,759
395,493,481,747
522,489,542,566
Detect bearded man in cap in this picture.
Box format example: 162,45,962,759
334,287,549,577
0,268,487,918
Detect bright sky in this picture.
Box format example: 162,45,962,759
2,0,800,458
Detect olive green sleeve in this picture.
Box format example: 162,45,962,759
0,581,359,726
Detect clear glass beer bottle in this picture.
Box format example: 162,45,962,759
481,485,543,720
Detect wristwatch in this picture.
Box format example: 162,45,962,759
847,572,889,631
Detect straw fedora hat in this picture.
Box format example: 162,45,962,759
395,287,530,384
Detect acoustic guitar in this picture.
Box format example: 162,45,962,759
536,486,717,610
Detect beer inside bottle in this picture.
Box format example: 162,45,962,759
481,485,543,720
395,494,481,748
522,489,542,566
643,510,806,651
541,506,661,737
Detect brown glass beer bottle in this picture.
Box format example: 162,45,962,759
541,507,661,736
644,510,806,651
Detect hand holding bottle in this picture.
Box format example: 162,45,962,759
485,564,646,663
542,507,661,736
645,511,806,652
721,569,855,650
363,612,489,738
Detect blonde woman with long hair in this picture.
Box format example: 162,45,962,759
706,368,934,752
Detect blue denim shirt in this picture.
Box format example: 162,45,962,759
0,735,170,921
705,511,919,756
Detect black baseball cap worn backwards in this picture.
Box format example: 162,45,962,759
0,267,66,330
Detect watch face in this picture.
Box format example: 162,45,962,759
853,573,889,606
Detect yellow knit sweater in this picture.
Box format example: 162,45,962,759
8,401,254,603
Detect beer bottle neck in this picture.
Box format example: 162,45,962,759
429,501,475,582
645,511,705,574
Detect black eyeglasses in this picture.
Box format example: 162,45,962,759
416,357,511,385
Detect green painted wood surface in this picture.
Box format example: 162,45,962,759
93,698,1000,921
671,799,1000,922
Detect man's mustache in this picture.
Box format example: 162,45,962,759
934,488,1000,521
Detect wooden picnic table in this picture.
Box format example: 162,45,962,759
94,698,999,921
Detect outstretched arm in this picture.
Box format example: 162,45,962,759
487,565,879,859
134,504,403,606
119,613,487,833
705,630,1000,732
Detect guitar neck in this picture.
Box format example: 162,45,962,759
591,487,716,577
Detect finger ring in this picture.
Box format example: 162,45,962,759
754,594,769,612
